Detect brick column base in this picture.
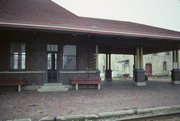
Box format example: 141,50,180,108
171,69,180,84
105,69,112,81
133,69,146,86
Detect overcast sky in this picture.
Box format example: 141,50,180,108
52,0,180,32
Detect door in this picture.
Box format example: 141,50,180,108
47,53,58,82
47,44,58,83
146,63,152,75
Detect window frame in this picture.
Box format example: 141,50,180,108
46,44,59,70
62,45,77,70
163,61,167,71
10,43,26,70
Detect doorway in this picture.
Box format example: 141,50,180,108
47,44,58,83
146,63,152,75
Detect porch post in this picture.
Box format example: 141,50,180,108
136,47,140,69
171,49,180,84
109,54,111,70
134,47,146,86
109,54,112,80
105,53,112,80
134,54,138,70
176,50,179,69
105,54,108,80
95,45,99,69
140,47,144,70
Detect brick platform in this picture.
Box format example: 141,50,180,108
0,80,180,121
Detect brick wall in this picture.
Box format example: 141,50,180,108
0,30,99,85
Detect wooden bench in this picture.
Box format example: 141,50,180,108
0,78,27,92
70,78,101,91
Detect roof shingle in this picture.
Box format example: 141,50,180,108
0,0,180,40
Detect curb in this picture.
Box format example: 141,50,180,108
98,105,180,118
98,109,135,117
38,105,180,121
6,118,31,121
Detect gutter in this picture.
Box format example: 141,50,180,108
0,22,180,40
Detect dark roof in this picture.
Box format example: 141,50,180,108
0,0,180,40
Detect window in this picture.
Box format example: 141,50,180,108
10,43,26,69
47,53,57,70
47,44,58,52
63,45,76,70
163,61,167,71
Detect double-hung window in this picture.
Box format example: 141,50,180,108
10,43,26,70
63,45,76,70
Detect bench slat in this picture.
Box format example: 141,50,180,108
70,78,101,90
70,78,101,84
0,79,27,86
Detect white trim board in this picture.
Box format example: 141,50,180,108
0,71,46,74
59,71,97,74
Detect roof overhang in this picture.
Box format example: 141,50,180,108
1,22,180,41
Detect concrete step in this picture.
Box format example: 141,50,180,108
38,88,68,92
43,83,62,86
37,83,68,92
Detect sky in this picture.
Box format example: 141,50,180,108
52,0,180,32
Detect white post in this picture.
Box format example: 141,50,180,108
75,84,78,91
18,85,21,92
98,83,101,90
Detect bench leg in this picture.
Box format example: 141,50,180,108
75,84,78,91
18,85,21,92
98,83,101,90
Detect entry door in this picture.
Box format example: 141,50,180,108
146,63,152,75
47,53,58,82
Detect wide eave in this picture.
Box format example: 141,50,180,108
0,0,180,41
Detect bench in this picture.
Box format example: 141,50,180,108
70,78,101,91
0,78,27,92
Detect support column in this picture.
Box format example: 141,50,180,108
176,50,179,69
136,47,140,69
109,54,111,70
106,53,109,70
133,47,146,86
134,54,138,70
171,49,180,84
95,45,99,69
140,47,144,70
105,53,112,80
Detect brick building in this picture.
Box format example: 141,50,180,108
0,0,180,90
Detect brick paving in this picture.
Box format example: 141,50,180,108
0,80,180,121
